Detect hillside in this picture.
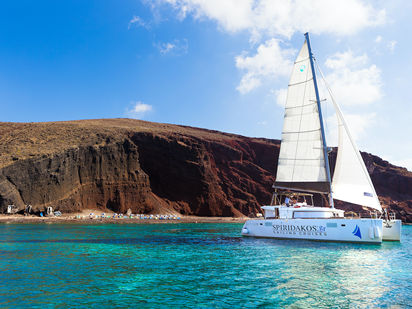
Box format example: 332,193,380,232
0,118,411,222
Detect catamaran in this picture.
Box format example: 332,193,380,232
242,33,401,243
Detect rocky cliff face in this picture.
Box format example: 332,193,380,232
0,139,154,214
0,119,411,222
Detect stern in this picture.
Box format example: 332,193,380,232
382,219,401,241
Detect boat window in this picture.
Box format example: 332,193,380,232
293,211,334,219
275,208,279,218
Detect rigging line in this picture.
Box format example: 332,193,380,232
324,77,329,140
313,58,330,143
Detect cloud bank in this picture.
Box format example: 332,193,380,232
235,39,295,94
158,0,385,39
152,0,385,98
324,50,382,107
147,0,387,147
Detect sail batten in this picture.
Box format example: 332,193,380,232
289,78,314,87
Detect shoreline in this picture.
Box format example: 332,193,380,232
0,214,248,224
1,214,409,225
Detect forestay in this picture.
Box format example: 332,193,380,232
275,40,329,193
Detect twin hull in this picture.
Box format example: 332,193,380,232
242,218,399,243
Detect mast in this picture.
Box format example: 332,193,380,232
304,32,334,208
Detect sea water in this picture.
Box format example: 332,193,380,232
0,223,410,308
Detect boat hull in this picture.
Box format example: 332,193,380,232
382,219,401,241
242,218,383,243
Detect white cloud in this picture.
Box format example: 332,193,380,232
341,113,376,142
235,39,295,93
273,88,287,107
144,0,393,163
125,101,153,119
324,50,382,106
325,50,368,70
149,1,386,96
373,36,397,54
375,35,382,43
326,112,376,146
128,15,146,29
159,42,176,54
387,40,397,53
156,39,188,55
318,50,382,150
392,158,412,172
157,0,385,38
159,0,253,32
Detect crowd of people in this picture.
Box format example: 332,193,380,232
77,213,182,220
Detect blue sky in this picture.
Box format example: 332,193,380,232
0,0,411,170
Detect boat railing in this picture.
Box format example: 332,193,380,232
345,211,381,219
345,210,398,221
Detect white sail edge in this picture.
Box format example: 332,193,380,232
315,62,382,212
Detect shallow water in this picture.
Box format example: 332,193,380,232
0,223,410,308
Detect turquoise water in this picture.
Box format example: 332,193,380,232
0,223,411,308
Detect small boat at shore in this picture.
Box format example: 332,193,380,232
242,33,401,243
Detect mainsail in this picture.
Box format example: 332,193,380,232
275,37,330,193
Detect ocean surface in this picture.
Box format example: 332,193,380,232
0,223,410,308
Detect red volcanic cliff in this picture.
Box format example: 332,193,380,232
0,119,411,222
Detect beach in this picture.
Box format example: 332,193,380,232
0,211,248,224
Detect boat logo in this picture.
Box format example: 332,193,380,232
352,225,362,239
299,64,306,72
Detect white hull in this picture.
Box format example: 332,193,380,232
242,218,384,243
382,219,402,241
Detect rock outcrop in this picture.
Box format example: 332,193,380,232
0,119,411,222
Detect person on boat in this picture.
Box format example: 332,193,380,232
285,197,290,206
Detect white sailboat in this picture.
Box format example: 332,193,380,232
242,33,401,243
